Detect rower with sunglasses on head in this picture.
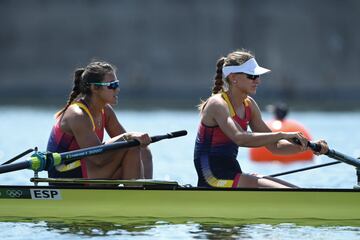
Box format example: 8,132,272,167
47,61,152,182
194,49,328,188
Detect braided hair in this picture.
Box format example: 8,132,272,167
211,57,226,94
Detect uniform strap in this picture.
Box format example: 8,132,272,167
72,102,96,131
221,92,236,117
221,92,251,117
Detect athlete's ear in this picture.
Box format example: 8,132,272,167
228,74,237,84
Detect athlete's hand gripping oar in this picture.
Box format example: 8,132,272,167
0,130,187,174
307,141,360,168
269,140,360,177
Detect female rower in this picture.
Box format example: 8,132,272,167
194,49,328,188
47,61,152,180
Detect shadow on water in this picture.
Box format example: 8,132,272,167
43,219,157,237
32,219,257,238
31,220,360,239
2,217,360,239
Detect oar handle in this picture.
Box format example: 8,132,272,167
291,138,360,168
151,130,187,143
307,141,360,168
307,142,323,153
291,138,324,153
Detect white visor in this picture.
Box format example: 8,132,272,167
222,58,271,78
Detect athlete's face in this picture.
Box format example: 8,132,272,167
230,73,261,95
98,72,120,105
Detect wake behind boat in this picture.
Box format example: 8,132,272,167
0,130,359,225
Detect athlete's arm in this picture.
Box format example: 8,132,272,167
248,98,305,154
204,96,307,148
103,104,151,147
104,104,126,137
62,105,113,167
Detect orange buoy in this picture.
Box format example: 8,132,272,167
249,119,314,163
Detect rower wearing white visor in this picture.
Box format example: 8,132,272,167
193,49,328,188
222,57,271,78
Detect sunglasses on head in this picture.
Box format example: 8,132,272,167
91,80,120,90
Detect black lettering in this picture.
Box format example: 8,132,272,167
42,190,50,198
34,190,41,198
50,190,58,198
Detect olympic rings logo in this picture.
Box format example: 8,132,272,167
6,190,23,198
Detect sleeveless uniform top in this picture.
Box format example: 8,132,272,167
47,101,105,179
193,92,251,188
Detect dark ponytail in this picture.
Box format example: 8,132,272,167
55,68,84,118
197,57,226,111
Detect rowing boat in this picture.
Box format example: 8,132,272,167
0,179,359,225
0,130,360,225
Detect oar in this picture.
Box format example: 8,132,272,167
60,130,187,162
1,148,35,165
308,141,360,168
31,177,179,186
0,130,187,174
269,140,360,177
269,161,341,177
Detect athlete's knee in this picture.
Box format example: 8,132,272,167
141,147,152,161
248,172,264,178
126,147,142,156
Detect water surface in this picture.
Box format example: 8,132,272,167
0,107,360,239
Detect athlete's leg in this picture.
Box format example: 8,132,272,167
111,147,144,179
86,147,143,179
237,173,298,188
262,176,298,188
141,147,153,179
